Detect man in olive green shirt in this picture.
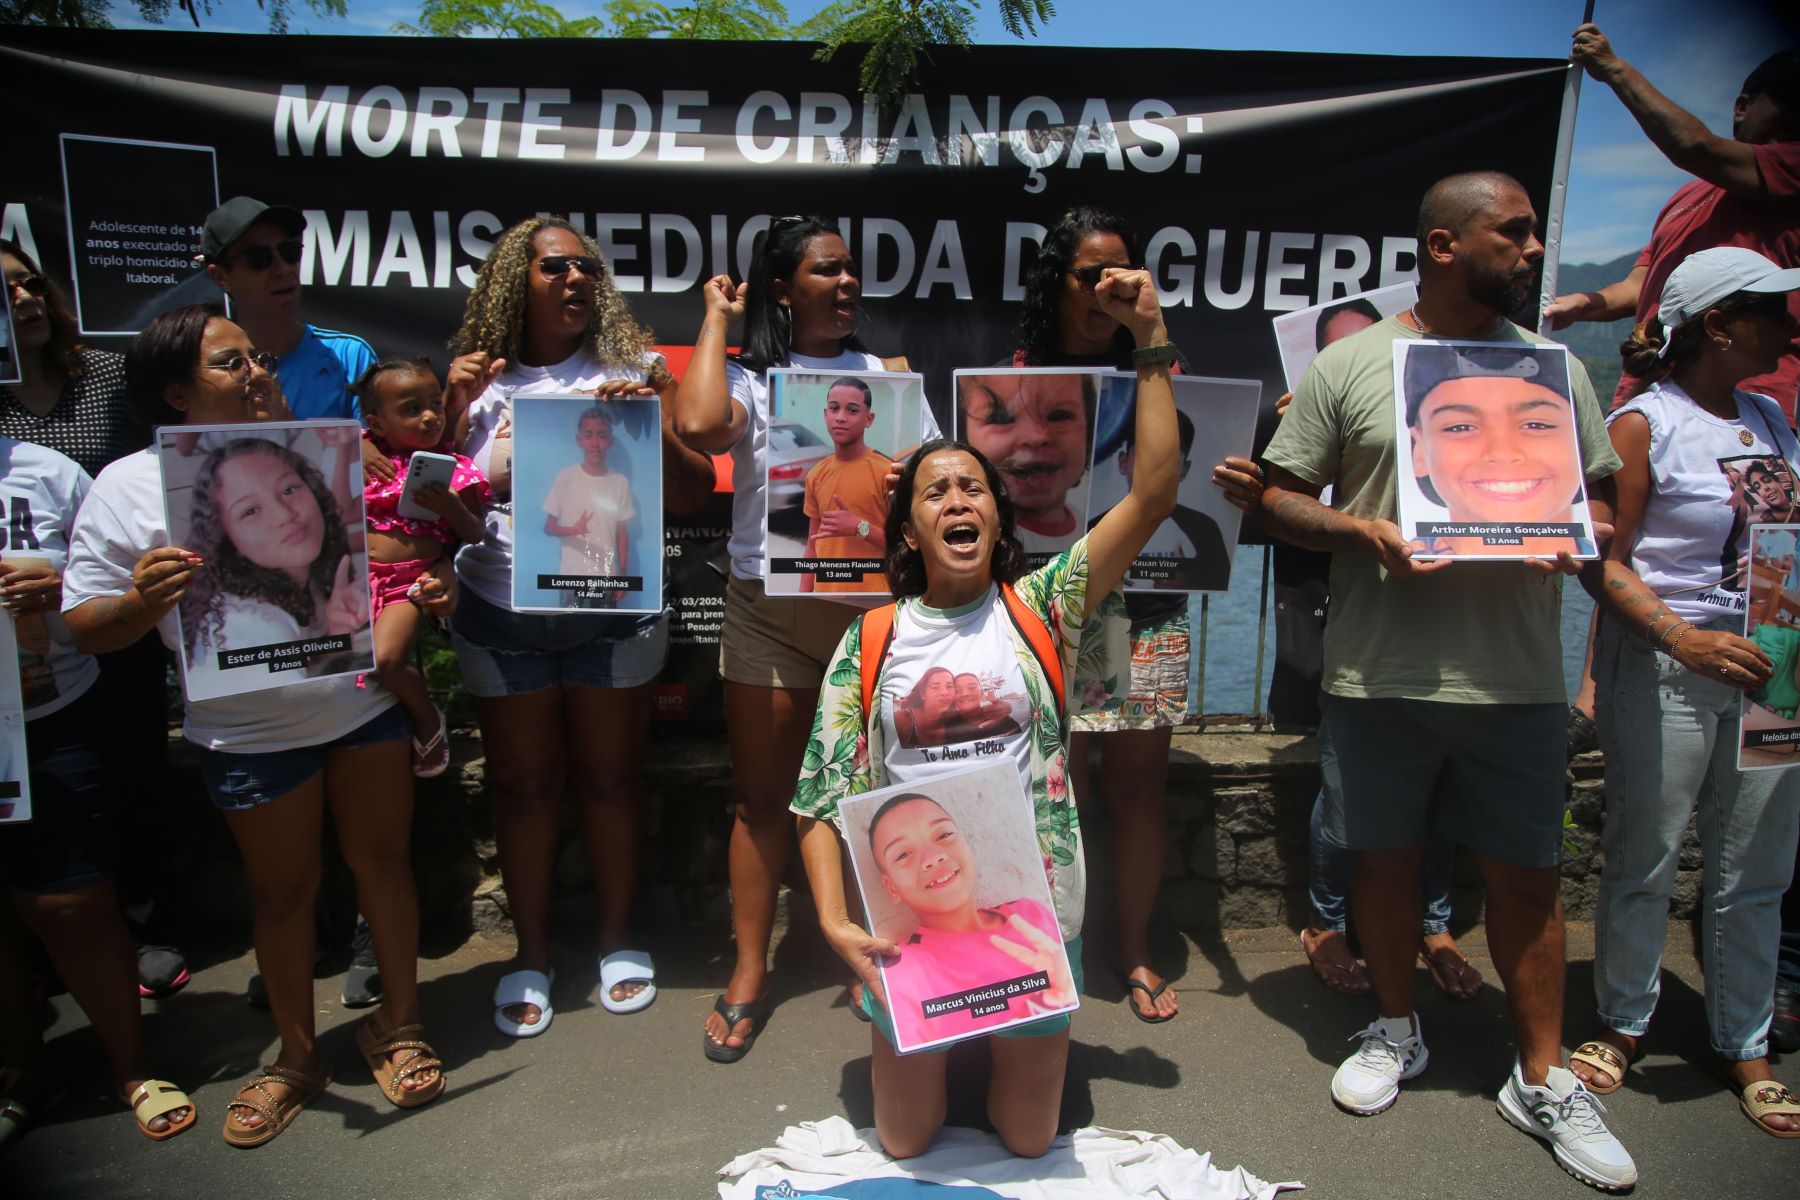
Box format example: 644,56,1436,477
1261,172,1637,1191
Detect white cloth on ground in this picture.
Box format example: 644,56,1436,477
717,1116,1302,1199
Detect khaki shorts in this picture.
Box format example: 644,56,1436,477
720,574,863,689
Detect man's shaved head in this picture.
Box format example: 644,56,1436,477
1415,171,1528,246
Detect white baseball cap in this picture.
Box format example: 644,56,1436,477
1658,246,1800,357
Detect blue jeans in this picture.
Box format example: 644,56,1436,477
1308,789,1457,934
1593,614,1800,1060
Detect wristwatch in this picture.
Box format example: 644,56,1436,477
1132,341,1180,367
856,519,871,539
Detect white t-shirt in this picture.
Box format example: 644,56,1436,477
61,448,395,752
544,465,635,575
1610,381,1800,623
458,348,662,609
1015,524,1081,559
0,438,100,719
725,350,942,581
877,589,1034,800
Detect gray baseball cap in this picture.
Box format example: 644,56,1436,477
201,196,304,263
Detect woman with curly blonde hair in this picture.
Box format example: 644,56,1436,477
444,216,715,1036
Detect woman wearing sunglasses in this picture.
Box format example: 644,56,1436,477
1008,207,1262,1025
63,305,443,1146
445,217,715,1037
673,215,939,1062
0,241,198,1003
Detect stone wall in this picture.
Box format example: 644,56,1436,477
163,726,1684,939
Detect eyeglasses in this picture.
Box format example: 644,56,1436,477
7,273,47,299
1067,264,1139,293
537,254,603,279
205,352,276,382
226,240,303,271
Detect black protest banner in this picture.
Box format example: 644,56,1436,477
0,29,1570,727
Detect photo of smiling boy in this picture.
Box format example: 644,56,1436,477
1741,525,1800,770
801,377,892,593
953,368,1100,565
840,764,1078,1053
1394,342,1597,560
762,368,925,596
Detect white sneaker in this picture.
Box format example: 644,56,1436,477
1497,1065,1638,1192
1330,1013,1428,1115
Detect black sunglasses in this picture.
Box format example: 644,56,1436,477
538,254,603,279
1067,263,1138,291
227,239,303,271
7,273,48,298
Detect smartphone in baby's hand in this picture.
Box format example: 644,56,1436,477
397,451,459,522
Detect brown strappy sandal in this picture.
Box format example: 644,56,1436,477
354,1018,446,1110
221,1063,330,1148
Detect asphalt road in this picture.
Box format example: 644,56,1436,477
2,919,1787,1199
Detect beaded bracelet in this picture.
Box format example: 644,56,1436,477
1644,614,1681,646
1663,623,1693,656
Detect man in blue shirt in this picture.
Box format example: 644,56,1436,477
201,196,375,420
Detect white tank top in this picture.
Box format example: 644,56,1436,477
1610,380,1800,623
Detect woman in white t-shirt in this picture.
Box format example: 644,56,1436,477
62,306,442,1147
0,436,198,1147
1577,248,1800,1137
442,218,715,1036
673,216,935,1062
790,267,1184,1159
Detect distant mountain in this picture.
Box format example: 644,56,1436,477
1547,251,1639,401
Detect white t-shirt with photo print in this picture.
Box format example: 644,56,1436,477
878,589,1034,799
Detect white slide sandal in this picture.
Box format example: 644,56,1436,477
493,968,556,1037
598,950,657,1015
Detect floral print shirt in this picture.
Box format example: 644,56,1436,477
791,536,1128,938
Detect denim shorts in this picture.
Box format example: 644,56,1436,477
450,586,669,698
1318,693,1566,868
862,935,1084,1052
0,686,119,894
193,702,412,812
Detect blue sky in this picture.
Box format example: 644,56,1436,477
112,0,1796,266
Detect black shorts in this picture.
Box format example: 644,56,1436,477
0,685,121,894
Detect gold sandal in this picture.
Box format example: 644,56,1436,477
1740,1080,1800,1139
127,1079,197,1141
1569,1040,1628,1095
221,1063,329,1148
355,1018,446,1110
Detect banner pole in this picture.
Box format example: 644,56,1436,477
1537,0,1597,334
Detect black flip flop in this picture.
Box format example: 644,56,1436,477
703,995,769,1063
1122,976,1177,1024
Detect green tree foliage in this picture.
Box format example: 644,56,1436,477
396,0,604,37
605,0,792,40
0,0,346,32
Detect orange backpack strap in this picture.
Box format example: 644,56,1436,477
858,603,899,721
1000,583,1065,723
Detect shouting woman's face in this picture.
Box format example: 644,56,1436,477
874,797,975,917
216,448,325,582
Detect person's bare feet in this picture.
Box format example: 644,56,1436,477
1728,1057,1800,1135
500,958,550,1029
1301,927,1371,995
1419,932,1483,1001
1569,1030,1638,1092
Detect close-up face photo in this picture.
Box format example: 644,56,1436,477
1410,375,1579,525
822,382,874,447
215,447,326,580
874,797,975,917
957,373,1090,521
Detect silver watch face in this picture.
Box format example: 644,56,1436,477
857,519,871,539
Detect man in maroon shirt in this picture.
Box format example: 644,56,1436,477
1545,27,1799,417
